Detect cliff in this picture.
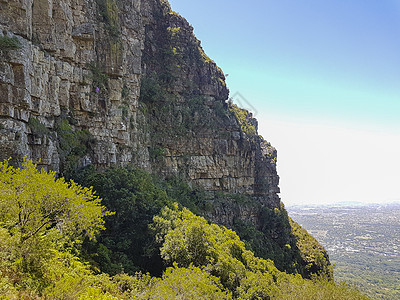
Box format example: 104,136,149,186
0,0,330,278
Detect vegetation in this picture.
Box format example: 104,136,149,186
231,204,333,280
28,114,95,179
55,118,95,179
139,77,230,145
290,217,333,279
0,160,369,299
0,159,110,298
0,35,21,51
139,76,165,104
96,0,121,38
74,167,211,275
88,62,109,92
28,117,51,137
151,204,367,299
74,165,332,280
149,146,166,161
229,103,257,135
75,166,172,275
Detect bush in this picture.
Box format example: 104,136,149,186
55,118,95,178
152,204,369,299
229,103,257,135
28,117,50,137
146,265,232,299
76,167,172,275
0,158,110,295
0,36,21,51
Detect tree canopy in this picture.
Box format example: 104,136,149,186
0,161,369,299
0,158,109,293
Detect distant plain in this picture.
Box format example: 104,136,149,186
288,203,400,300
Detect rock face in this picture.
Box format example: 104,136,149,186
0,0,280,215
0,0,144,172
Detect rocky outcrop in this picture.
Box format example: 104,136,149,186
0,0,280,211
0,0,144,172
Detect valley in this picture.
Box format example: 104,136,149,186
288,203,400,299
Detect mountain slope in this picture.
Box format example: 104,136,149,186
0,0,330,279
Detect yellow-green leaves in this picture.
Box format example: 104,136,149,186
228,103,257,136
153,204,279,291
0,158,108,244
147,265,232,299
152,204,369,299
0,158,112,297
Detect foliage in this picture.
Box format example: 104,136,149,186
146,265,232,299
88,62,109,92
139,76,166,103
74,167,215,276
149,146,166,161
159,174,211,215
74,166,331,281
0,158,107,244
0,161,369,299
55,118,95,179
289,217,333,279
231,202,333,280
75,166,172,275
0,159,110,296
153,204,281,292
229,103,257,135
27,115,94,178
28,117,50,137
152,204,368,299
237,272,369,300
140,88,230,145
0,36,21,51
197,46,214,64
96,0,121,38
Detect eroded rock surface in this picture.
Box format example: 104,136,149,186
0,0,280,215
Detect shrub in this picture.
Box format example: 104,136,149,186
0,36,21,51
229,103,257,135
28,117,50,137
0,158,110,295
87,62,108,92
55,118,95,178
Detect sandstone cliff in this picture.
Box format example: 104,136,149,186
0,0,330,278
0,0,279,216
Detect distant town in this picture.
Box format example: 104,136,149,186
288,202,400,300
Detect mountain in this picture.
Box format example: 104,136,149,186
0,0,330,279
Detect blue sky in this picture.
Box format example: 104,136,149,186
169,0,400,205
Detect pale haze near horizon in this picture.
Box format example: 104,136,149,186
169,0,400,206
258,116,400,206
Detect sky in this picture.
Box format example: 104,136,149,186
169,0,400,206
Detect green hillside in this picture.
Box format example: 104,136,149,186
0,159,369,299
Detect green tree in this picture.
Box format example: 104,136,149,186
0,158,109,281
152,204,279,292
76,167,171,275
146,264,232,299
152,204,369,300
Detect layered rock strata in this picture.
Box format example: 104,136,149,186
0,0,280,215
